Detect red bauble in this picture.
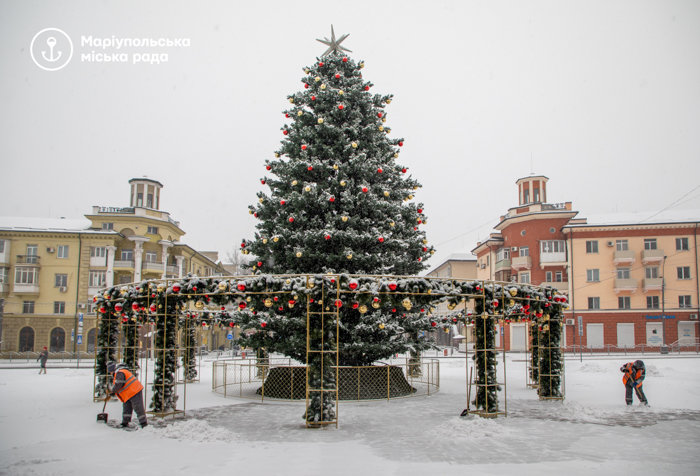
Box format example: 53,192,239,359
261,179,266,185
237,282,246,291
289,299,296,306
308,165,313,171
388,282,397,291
301,145,307,150
114,303,123,312
377,168,383,174
304,83,309,89
238,302,247,310
378,236,384,243
132,302,140,311
342,57,348,62
417,208,423,213
398,141,404,146
149,304,156,313
334,299,343,308
324,234,331,240
283,130,288,135
422,247,427,252
311,95,316,101
401,168,407,173
289,217,294,222
364,85,370,91
329,196,335,202
266,165,272,170
319,61,324,67
173,284,181,292
280,200,286,205
229,322,234,327
257,261,263,267
335,73,340,79
349,281,358,290
417,219,422,224
273,296,279,301
352,302,359,309
362,186,368,193
261,321,267,328
431,321,437,327
241,242,246,248
338,104,344,110
221,306,226,311
377,112,383,118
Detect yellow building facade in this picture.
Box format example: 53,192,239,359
0,178,226,353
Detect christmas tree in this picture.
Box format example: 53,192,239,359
239,28,434,368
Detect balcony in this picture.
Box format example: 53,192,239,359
613,249,635,265
642,249,665,264
614,278,638,293
16,255,40,266
14,283,40,294
495,259,511,272
90,256,107,267
511,256,532,270
166,265,179,276
113,260,134,269
0,282,8,294
540,252,566,266
142,261,164,273
542,281,568,293
643,278,663,292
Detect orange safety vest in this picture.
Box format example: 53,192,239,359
112,368,144,403
621,363,643,386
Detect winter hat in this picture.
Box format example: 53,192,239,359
106,361,117,373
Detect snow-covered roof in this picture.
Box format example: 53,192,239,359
566,209,700,228
443,253,477,262
0,216,101,233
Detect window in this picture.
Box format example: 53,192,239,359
643,238,657,250
545,271,553,282
87,328,97,352
102,222,114,230
486,255,490,265
147,226,159,235
588,297,600,309
586,240,598,253
555,271,563,282
618,296,631,309
645,267,659,279
55,274,68,287
646,296,660,309
524,190,530,203
541,240,565,253
19,327,34,352
616,240,629,251
50,328,65,352
147,193,154,208
586,269,600,282
0,240,4,252
549,227,556,233
676,237,689,251
145,251,158,263
520,246,529,257
57,245,69,258
677,267,691,280
520,230,526,236
90,247,106,257
519,272,530,284
117,274,132,284
496,248,510,262
679,295,692,308
617,268,630,279
26,244,38,263
137,193,143,207
0,267,7,284
23,301,35,313
534,189,540,202
15,267,38,284
121,249,133,261
89,270,106,287
53,301,65,314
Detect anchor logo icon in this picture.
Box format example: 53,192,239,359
41,37,63,63
30,28,73,71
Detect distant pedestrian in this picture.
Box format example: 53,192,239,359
107,361,148,428
620,360,648,406
37,346,48,374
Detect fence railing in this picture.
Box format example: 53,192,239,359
562,343,700,356
0,351,96,362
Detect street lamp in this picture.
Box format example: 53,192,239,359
661,255,667,350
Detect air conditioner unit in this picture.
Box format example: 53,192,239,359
47,247,55,253
511,247,518,252
565,318,575,325
690,314,698,321
78,303,86,309
480,263,486,269
606,241,614,247
59,286,67,293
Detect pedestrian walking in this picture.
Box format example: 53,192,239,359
37,346,48,374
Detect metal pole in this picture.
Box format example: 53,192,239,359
662,255,667,348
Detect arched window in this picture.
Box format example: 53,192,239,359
50,327,66,352
87,328,97,352
19,327,34,352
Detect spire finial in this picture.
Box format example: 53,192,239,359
316,25,352,56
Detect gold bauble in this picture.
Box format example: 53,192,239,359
341,216,349,222
379,323,385,329
351,142,358,148
317,118,324,124
120,286,128,295
292,180,298,186
315,76,321,82
296,251,302,258
297,110,303,117
346,254,353,260
288,98,294,103
340,180,347,187
383,191,390,197
430,250,435,255
273,236,279,243
247,296,252,302
307,279,315,288
264,298,273,308
378,126,384,131
262,238,268,244
509,299,515,307
448,302,456,310
338,90,344,95
382,117,387,123
259,198,264,203
372,301,380,309
103,291,110,299
394,153,399,158
285,279,291,284
218,282,227,291
359,61,365,68
157,284,165,292
402,298,412,311
320,82,326,88
275,153,280,158
333,164,338,170
422,239,428,244
305,186,311,192
195,301,204,309
408,194,414,199
359,305,368,314
389,221,395,227
413,186,419,190
385,98,391,103
249,209,254,215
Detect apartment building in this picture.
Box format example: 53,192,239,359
0,178,226,353
563,213,699,350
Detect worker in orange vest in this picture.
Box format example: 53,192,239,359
107,361,148,428
620,360,648,406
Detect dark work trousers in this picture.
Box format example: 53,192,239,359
625,381,648,405
122,390,148,426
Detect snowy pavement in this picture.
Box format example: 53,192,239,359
1,355,699,475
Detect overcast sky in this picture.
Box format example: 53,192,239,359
2,0,699,269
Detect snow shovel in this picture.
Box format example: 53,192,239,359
97,395,110,423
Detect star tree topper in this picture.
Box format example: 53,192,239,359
316,25,352,56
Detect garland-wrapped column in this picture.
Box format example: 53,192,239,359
181,314,197,382
151,296,179,413
537,298,564,398
94,292,119,397
472,290,498,413
529,321,539,385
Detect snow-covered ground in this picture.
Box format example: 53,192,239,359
2,353,700,475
